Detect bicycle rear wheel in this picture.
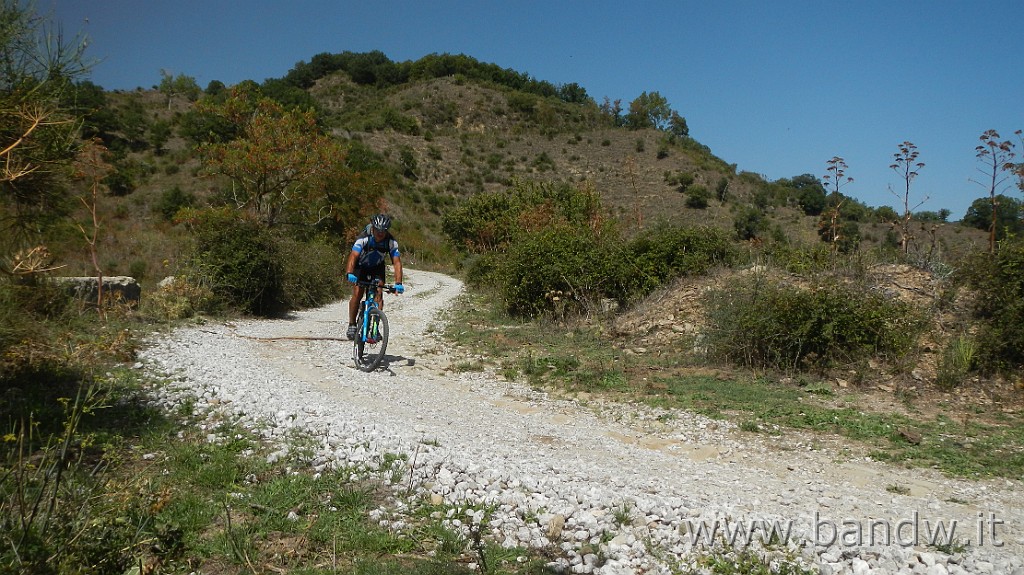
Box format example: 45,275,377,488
353,307,389,371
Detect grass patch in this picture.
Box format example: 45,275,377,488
645,372,1024,478
1,362,556,574
444,287,1024,479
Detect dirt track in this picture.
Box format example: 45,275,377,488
142,269,1024,573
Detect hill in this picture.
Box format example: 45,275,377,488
55,57,1012,386
63,61,990,283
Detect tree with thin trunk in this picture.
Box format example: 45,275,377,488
970,130,1016,254
888,141,927,254
158,69,200,109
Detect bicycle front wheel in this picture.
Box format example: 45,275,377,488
353,307,389,372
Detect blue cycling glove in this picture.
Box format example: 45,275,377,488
394,283,405,294
346,273,357,284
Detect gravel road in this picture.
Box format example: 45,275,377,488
139,269,1023,575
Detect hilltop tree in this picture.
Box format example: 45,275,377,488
599,97,623,125
557,82,590,104
625,91,671,130
668,111,689,138
158,69,200,109
888,141,927,254
970,130,1016,254
205,79,227,96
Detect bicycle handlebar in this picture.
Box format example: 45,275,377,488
355,279,398,293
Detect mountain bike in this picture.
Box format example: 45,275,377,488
353,279,397,371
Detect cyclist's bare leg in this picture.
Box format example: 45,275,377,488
348,284,364,325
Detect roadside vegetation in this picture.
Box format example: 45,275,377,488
445,275,1024,480
3,2,1023,573
439,174,1024,481
2,364,558,573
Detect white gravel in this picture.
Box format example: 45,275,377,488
138,269,1024,575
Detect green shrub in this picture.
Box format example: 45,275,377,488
157,186,196,221
398,145,419,180
497,222,624,317
665,170,695,193
441,180,602,252
716,177,729,201
762,242,835,274
962,238,1024,373
129,260,147,280
703,274,925,371
507,92,537,115
104,167,136,196
818,218,861,253
277,237,346,309
734,206,768,241
532,151,556,171
380,107,420,135
496,222,738,316
145,276,217,320
798,187,826,216
626,224,738,294
463,252,503,288
441,190,520,252
685,184,711,209
936,334,977,390
181,208,286,317
448,182,739,317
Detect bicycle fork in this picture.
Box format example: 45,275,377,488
360,302,380,343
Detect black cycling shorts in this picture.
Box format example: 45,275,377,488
354,264,386,283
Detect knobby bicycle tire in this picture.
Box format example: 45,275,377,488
353,307,389,371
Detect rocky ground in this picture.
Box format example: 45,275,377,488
138,269,1023,574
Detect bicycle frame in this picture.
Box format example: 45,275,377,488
352,279,396,371
355,279,392,340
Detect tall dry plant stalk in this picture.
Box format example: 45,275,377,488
624,155,642,229
888,141,928,254
970,130,1016,254
73,139,113,318
820,156,854,266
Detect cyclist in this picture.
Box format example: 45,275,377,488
345,214,404,340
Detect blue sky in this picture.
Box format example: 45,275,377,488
48,1,1022,219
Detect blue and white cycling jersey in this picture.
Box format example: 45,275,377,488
352,235,400,268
